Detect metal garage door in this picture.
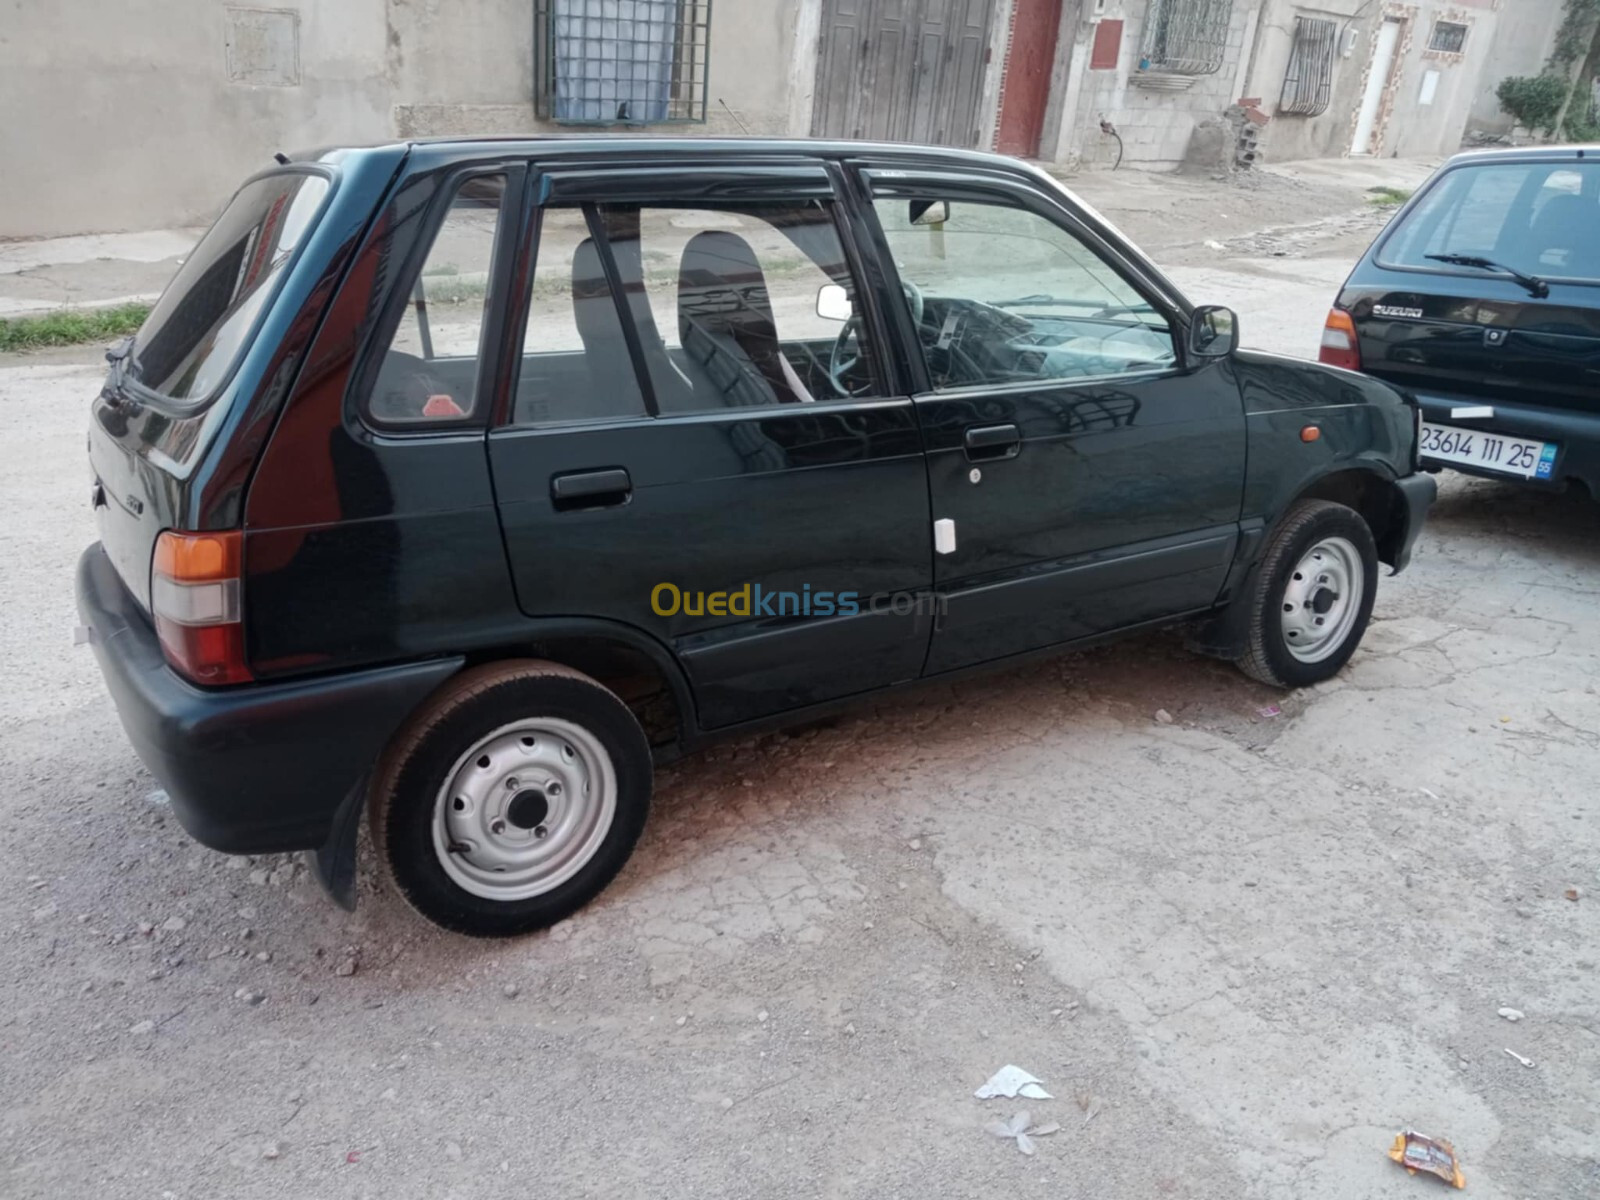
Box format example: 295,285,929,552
812,0,995,147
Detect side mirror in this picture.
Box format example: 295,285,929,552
910,199,950,226
1188,306,1238,359
816,283,853,321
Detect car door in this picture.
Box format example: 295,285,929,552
852,166,1247,674
486,161,934,729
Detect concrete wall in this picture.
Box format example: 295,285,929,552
1,1,393,237
1,0,804,238
1054,0,1263,170
387,0,800,138
1465,0,1564,133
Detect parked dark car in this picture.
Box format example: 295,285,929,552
78,138,1433,936
1321,146,1600,493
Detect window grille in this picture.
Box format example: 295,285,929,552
534,0,711,125
1139,0,1234,75
1280,16,1336,116
1428,21,1467,54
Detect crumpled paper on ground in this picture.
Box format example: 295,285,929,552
975,1065,1052,1101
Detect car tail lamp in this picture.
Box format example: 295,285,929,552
1319,308,1362,371
151,530,251,685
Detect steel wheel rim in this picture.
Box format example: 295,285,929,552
432,718,617,901
1280,536,1364,663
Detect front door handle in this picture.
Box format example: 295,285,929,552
551,467,632,510
963,423,1021,461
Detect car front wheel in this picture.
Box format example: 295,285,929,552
1235,499,1378,688
369,661,652,937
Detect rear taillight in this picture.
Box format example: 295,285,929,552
152,530,251,685
1319,308,1362,371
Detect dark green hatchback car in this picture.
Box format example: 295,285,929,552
78,138,1434,936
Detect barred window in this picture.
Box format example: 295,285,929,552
1140,0,1234,75
1280,16,1336,116
534,0,711,125
1428,20,1468,53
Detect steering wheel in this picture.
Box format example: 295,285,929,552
829,281,925,396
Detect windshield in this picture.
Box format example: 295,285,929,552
129,171,330,402
1378,161,1600,285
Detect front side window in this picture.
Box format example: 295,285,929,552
370,175,505,424
511,198,879,425
872,194,1175,392
1378,162,1600,284
131,171,329,404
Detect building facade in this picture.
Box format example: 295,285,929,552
1048,0,1519,168
0,0,1535,238
1463,0,1569,135
1237,0,1512,160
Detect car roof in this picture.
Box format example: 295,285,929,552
1441,144,1600,168
307,135,1044,172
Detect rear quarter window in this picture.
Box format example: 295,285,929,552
1378,161,1600,284
129,171,331,404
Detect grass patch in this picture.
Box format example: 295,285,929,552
1366,186,1414,208
0,303,150,353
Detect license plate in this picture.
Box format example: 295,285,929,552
1419,422,1558,479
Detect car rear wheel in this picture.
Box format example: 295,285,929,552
1235,500,1378,688
369,660,652,937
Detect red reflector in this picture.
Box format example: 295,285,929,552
1318,308,1362,372
423,394,466,418
155,618,253,686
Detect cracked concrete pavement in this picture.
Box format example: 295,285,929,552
2,161,1597,1198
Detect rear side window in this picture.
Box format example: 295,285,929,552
1379,162,1600,284
131,172,330,403
508,197,881,426
515,205,651,425
370,175,506,425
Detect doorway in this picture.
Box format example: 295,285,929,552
812,0,997,147
995,0,1064,157
1351,17,1403,155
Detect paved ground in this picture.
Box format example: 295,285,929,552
2,160,1596,1199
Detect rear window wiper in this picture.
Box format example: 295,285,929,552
1425,253,1549,298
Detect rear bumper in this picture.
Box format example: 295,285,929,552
1414,391,1600,492
77,543,462,854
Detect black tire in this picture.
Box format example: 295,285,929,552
1234,500,1379,688
369,660,652,937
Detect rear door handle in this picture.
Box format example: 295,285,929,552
963,423,1021,461
551,468,632,510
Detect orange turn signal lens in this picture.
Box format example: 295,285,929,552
153,530,242,582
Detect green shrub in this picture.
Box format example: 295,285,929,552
1496,74,1571,133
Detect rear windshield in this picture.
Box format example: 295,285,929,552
1378,161,1600,285
129,171,330,402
